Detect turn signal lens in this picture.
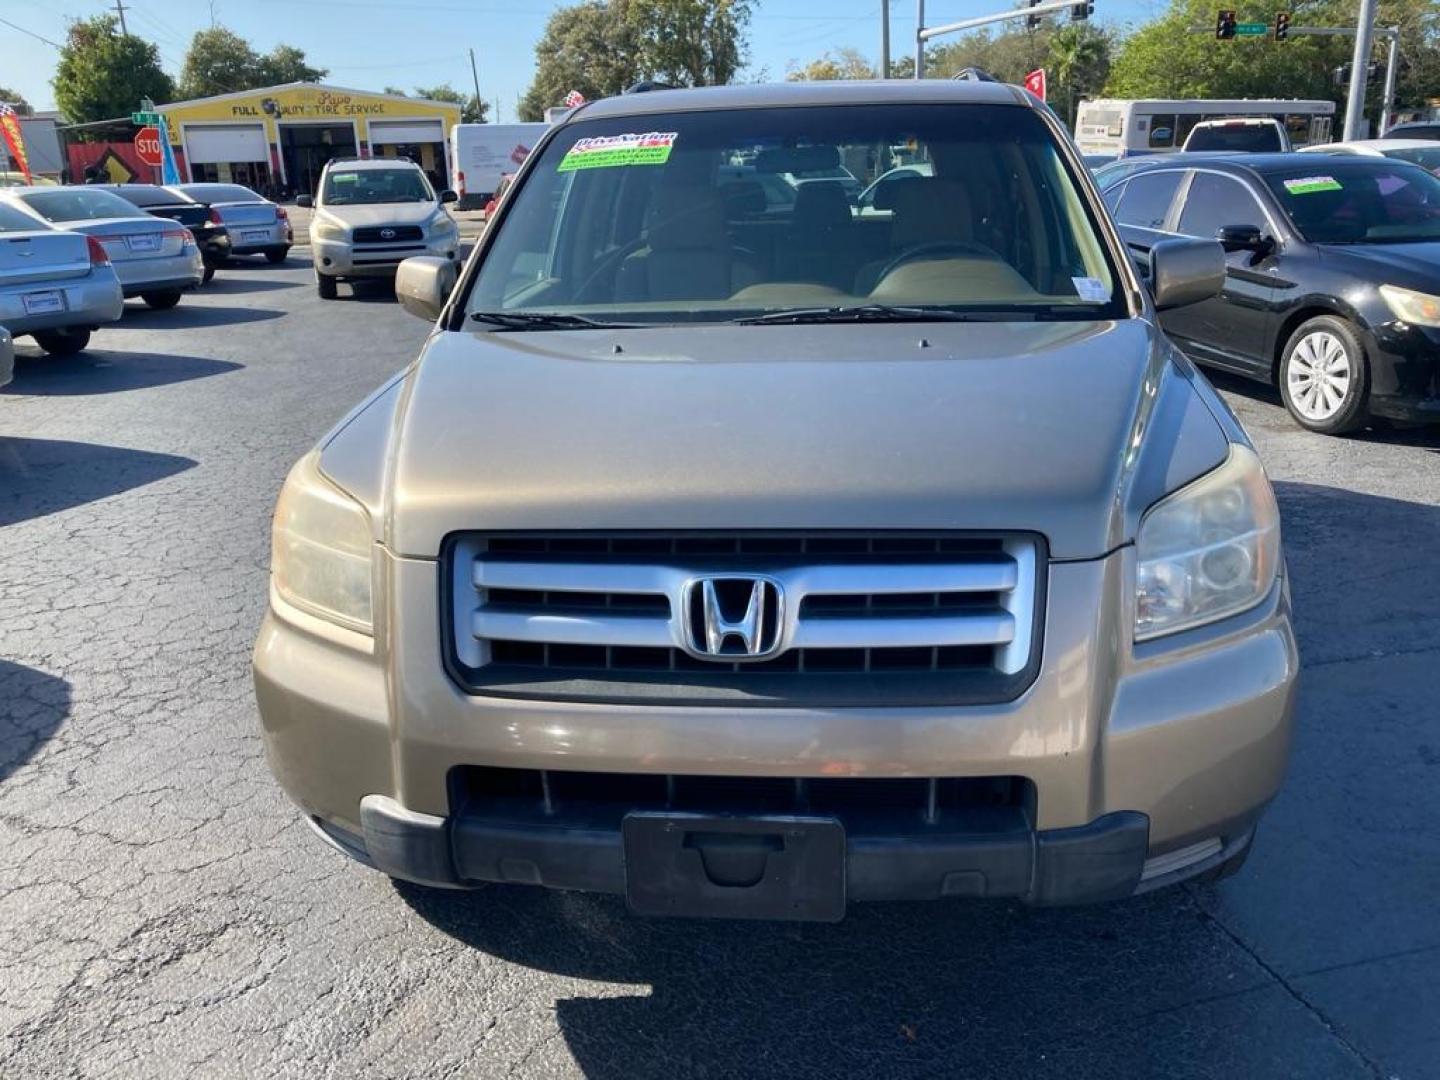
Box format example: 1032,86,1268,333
1379,284,1440,327
85,235,110,266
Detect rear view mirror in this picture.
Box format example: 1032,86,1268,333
754,145,841,174
396,256,457,322
1149,238,1225,311
295,194,313,208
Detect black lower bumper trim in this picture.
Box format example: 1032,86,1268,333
353,795,1151,910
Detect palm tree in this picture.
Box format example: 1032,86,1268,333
1048,23,1112,128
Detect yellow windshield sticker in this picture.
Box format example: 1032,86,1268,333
1283,175,1342,195
558,132,677,172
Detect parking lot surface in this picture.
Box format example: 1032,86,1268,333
2,256,1438,1079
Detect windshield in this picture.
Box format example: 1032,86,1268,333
108,185,188,208
178,184,262,203
17,188,149,222
321,168,433,205
1263,162,1440,244
1384,146,1440,175
468,103,1123,325
1185,125,1281,152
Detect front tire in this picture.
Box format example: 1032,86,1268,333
1278,316,1369,435
140,289,183,310
33,328,91,356
316,273,338,300
202,264,216,285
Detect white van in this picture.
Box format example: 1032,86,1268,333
448,123,548,209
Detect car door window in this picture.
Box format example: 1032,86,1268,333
1177,173,1266,239
1113,171,1183,230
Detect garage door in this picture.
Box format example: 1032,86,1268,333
184,124,268,164
369,119,445,145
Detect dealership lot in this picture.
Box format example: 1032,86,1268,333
1,261,1438,1078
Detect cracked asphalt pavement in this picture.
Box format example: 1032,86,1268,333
2,255,1439,1079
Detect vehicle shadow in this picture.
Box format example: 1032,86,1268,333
0,660,71,783
1205,369,1440,450
201,277,301,294
344,280,400,304
0,437,196,527
120,304,286,329
2,350,241,396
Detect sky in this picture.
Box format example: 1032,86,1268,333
0,0,1159,119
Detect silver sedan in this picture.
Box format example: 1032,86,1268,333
0,198,123,355
1,187,202,310
170,183,292,262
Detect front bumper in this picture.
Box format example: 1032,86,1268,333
1367,322,1440,422
0,270,125,333
312,234,459,279
254,547,1298,912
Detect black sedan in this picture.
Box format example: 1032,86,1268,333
96,184,229,283
1100,154,1440,434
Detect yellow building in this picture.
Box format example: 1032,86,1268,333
159,83,461,197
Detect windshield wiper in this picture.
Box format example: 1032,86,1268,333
733,304,1004,325
470,310,641,331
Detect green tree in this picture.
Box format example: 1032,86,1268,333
179,26,326,99
53,15,174,128
414,84,489,123
786,48,876,81
625,0,753,86
1047,23,1114,126
518,1,644,121
0,88,32,114
383,86,408,97
925,25,1053,82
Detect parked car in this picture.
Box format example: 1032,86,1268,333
0,325,12,388
296,158,459,300
1101,153,1440,433
94,183,228,283
1299,138,1440,175
0,186,201,310
1182,117,1291,153
170,183,291,264
482,172,514,218
1092,152,1232,189
1383,121,1440,142
255,80,1298,921
0,197,124,354
855,162,933,214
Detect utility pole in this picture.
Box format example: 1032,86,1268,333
112,0,129,35
1378,32,1399,134
880,0,891,79
1343,0,1378,140
469,48,483,122
915,0,926,78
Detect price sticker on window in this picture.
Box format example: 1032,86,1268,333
558,132,678,172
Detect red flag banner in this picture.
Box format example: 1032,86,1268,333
0,103,32,183
563,90,586,108
1023,69,1047,103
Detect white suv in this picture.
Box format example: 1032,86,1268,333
298,158,459,299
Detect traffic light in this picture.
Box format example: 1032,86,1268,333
1070,1,1094,20
1026,0,1043,30
1216,9,1237,39
1274,11,1290,41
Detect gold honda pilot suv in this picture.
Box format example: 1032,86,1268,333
254,81,1298,921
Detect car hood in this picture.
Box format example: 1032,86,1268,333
335,319,1231,561
1318,242,1440,287
317,202,439,228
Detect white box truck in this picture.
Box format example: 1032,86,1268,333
449,123,549,209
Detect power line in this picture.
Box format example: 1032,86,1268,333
0,15,63,49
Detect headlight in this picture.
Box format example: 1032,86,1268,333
311,220,348,242
1135,445,1280,642
1378,284,1440,328
271,452,373,633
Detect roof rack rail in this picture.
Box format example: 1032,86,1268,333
624,80,680,94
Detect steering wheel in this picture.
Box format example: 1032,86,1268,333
872,241,1000,287
572,236,652,303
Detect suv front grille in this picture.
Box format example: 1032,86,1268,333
445,532,1044,707
353,225,423,243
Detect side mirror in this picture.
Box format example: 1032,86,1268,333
295,194,313,208
1216,223,1273,255
396,256,457,322
439,189,459,204
1149,237,1226,311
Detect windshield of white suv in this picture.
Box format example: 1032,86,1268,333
322,167,432,205
467,103,1123,326
1184,124,1283,153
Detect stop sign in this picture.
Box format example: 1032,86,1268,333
134,126,163,167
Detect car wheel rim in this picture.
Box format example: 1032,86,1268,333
1286,331,1351,421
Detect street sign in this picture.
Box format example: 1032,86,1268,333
133,126,163,167
1235,22,1268,34
130,110,161,126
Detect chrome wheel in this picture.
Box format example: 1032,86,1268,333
1285,331,1352,421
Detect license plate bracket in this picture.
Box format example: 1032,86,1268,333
126,233,161,253
623,813,846,922
240,229,269,243
22,289,65,316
